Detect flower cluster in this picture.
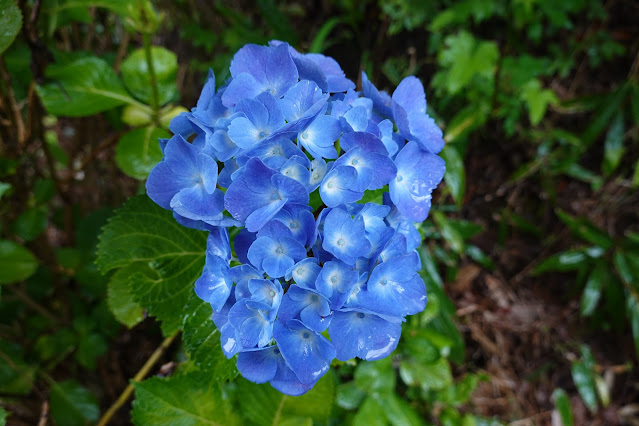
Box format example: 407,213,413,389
146,41,445,395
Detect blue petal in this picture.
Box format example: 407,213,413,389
236,346,278,384
389,141,445,222
273,320,336,384
194,253,232,312
329,309,402,361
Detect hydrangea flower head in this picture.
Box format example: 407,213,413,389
146,41,446,395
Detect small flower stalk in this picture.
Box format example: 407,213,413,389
146,41,445,395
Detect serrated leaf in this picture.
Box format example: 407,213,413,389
0,240,38,284
440,143,465,207
552,388,573,426
182,293,236,381
50,380,100,426
236,372,335,426
437,31,499,95
121,47,178,106
0,0,22,55
132,373,239,426
37,57,134,116
115,126,169,180
602,112,625,176
96,196,207,335
571,361,598,413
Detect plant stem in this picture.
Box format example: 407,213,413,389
96,330,179,426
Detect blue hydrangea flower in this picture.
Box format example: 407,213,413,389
146,40,446,396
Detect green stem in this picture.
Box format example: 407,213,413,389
143,32,160,119
96,330,179,426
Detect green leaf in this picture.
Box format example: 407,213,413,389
552,388,573,426
0,406,8,426
0,341,35,395
613,250,639,292
555,210,613,250
309,17,341,53
581,83,630,148
121,47,178,106
580,262,607,316
375,393,424,426
0,182,11,200
115,126,169,180
354,357,395,394
602,112,625,176
132,373,239,426
436,31,499,95
50,380,100,426
236,373,335,426
336,381,366,410
75,333,108,370
0,240,38,284
37,57,134,117
12,206,48,242
399,357,452,391
440,143,465,207
571,361,598,413
432,211,464,254
533,249,590,274
182,293,236,381
627,294,639,358
107,265,144,328
353,397,388,426
96,196,207,335
520,79,558,125
0,0,22,55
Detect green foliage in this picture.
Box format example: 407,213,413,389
50,380,100,426
0,240,38,284
235,373,335,425
115,126,170,179
0,0,22,55
37,57,136,116
96,196,207,335
132,373,240,426
552,388,574,426
121,47,179,106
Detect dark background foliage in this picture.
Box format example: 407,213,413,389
0,0,638,424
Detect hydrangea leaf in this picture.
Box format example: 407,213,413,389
50,380,99,426
96,196,206,335
182,293,238,381
0,0,22,55
37,57,135,116
115,126,170,180
236,372,335,426
121,47,178,106
132,373,240,426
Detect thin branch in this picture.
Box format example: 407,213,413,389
96,330,179,426
6,285,62,326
